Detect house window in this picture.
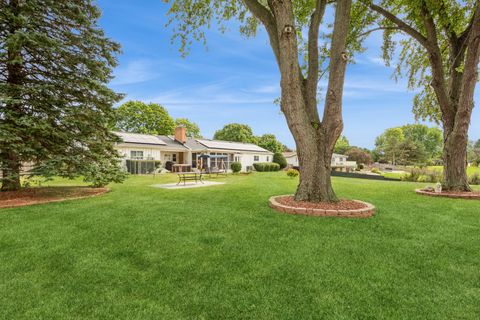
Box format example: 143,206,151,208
130,150,143,159
172,154,177,162
266,156,270,162
254,155,259,161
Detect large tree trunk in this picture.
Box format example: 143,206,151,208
1,0,23,191
442,127,471,191
295,130,337,202
1,153,21,192
264,0,350,202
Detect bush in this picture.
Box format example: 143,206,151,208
230,162,242,173
272,152,287,169
469,172,480,185
401,168,442,183
286,168,299,178
253,162,280,172
371,168,381,174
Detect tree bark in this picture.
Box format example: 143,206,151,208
1,0,23,191
369,0,480,192
1,153,21,192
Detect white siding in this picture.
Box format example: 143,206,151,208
116,146,162,160
239,153,272,171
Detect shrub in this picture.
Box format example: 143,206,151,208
272,152,287,169
401,168,442,183
469,172,480,185
286,168,299,178
253,162,280,172
371,168,381,174
230,162,242,173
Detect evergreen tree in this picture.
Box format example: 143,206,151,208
1,0,125,190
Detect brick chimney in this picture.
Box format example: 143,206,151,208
174,125,187,143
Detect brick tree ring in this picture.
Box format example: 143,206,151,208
268,195,375,218
415,189,480,199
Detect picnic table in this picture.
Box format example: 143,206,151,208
176,172,204,185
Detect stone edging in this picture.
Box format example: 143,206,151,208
268,195,375,218
415,189,480,200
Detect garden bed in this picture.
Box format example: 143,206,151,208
415,189,480,200
0,186,109,208
269,195,375,218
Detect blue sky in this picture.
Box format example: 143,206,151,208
98,0,479,149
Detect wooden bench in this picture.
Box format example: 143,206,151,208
177,172,204,185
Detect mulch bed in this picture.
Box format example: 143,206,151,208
275,196,368,210
0,187,109,209
415,189,480,200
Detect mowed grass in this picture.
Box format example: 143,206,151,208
1,173,479,319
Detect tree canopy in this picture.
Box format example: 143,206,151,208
213,123,258,143
175,118,202,138
1,0,125,190
374,124,442,165
115,101,176,135
257,134,284,153
334,136,350,154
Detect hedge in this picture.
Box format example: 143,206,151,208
253,162,280,172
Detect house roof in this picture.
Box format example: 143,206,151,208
194,139,272,153
114,132,167,146
114,132,271,153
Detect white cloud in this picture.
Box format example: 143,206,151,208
111,59,159,85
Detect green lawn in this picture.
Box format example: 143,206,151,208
1,173,479,319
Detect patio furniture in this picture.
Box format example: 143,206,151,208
177,172,204,185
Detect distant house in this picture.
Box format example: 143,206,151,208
114,126,273,174
283,152,357,172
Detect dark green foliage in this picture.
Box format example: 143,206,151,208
0,0,125,190
273,152,287,169
115,101,176,135
230,162,241,173
253,162,280,172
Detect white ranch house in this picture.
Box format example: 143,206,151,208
283,152,357,172
114,126,273,174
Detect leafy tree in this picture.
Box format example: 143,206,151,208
375,128,405,165
401,124,442,161
175,118,202,138
397,139,428,165
273,152,288,169
334,136,350,154
0,0,125,191
213,123,258,144
257,134,284,153
164,0,371,202
365,0,480,191
345,147,373,165
115,101,175,135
